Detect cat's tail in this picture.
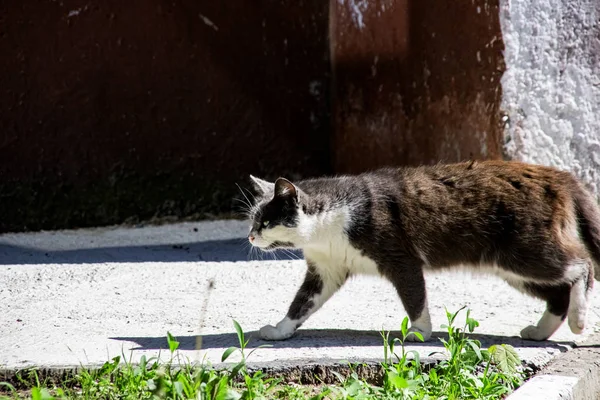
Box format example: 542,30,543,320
574,185,600,279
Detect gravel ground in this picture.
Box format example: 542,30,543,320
1,220,599,372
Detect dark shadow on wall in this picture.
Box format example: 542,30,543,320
0,239,303,265
0,0,331,233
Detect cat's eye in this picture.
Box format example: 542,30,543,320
262,220,270,227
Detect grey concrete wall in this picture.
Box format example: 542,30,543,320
500,0,600,194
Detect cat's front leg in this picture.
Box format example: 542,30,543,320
260,259,345,341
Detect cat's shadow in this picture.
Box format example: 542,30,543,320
111,329,575,353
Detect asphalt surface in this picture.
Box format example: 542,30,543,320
1,220,600,373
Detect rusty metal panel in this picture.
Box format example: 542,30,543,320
0,0,331,232
331,0,505,173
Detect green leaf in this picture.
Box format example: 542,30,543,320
490,344,521,374
407,350,421,366
447,305,467,326
214,378,241,400
380,330,390,364
345,379,362,396
31,387,54,400
0,382,16,392
445,307,454,324
231,360,246,377
167,332,180,353
173,381,184,397
246,344,273,359
467,340,483,360
408,330,425,343
388,372,409,389
401,317,409,339
331,370,346,384
221,346,238,362
309,388,331,400
466,316,480,333
31,387,41,400
429,368,438,384
232,320,245,349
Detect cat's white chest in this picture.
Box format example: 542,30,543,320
298,205,380,277
303,237,380,277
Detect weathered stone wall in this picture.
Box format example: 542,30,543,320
500,0,600,194
331,0,506,173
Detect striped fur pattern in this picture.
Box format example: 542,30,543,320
246,160,600,342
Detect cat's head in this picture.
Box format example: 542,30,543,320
246,175,303,250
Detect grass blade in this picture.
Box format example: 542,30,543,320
167,332,180,353
221,347,238,362
232,320,245,349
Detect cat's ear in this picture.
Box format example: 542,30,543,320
274,177,298,200
249,175,275,195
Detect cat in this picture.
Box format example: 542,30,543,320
245,160,600,342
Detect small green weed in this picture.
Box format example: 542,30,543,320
420,306,524,399
0,309,524,399
325,306,524,400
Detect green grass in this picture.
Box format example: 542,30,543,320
0,307,525,399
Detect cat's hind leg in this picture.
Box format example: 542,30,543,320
567,260,593,334
385,265,432,342
520,283,570,341
259,259,346,341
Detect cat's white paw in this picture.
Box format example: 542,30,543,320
567,307,587,335
520,325,550,341
405,326,432,342
568,317,585,335
259,324,295,341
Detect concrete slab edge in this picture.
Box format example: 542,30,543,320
3,345,593,398
508,332,600,400
0,360,376,387
0,357,441,389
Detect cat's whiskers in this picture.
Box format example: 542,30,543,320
232,203,252,219
243,186,258,204
242,240,253,261
235,183,254,208
232,197,251,211
283,248,302,261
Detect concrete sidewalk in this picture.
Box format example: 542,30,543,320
1,221,599,385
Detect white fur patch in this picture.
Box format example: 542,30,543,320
406,296,432,342
253,202,381,277
260,225,297,245
428,263,531,293
260,316,297,340
563,260,588,283
568,274,589,334
298,205,380,278
520,310,564,341
428,261,578,294
250,236,271,249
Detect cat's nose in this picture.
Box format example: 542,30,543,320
248,235,255,243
